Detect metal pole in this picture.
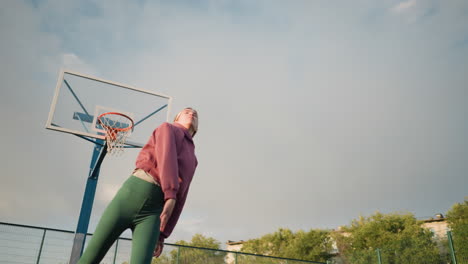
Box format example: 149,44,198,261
176,246,181,264
376,248,382,264
36,229,46,264
69,140,107,264
235,252,238,264
112,239,119,264
447,231,458,264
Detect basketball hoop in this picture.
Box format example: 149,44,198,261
98,112,134,156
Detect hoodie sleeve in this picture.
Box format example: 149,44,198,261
160,186,190,239
154,122,179,201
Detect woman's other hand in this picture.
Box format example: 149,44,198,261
160,198,176,232
153,240,164,257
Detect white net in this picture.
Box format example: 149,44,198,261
98,113,134,156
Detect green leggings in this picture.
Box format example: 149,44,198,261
78,176,164,264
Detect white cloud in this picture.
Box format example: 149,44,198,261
96,183,121,203
391,0,418,13
172,217,214,242
61,53,98,76
388,0,441,24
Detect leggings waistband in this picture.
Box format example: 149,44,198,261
123,175,163,202
133,169,160,186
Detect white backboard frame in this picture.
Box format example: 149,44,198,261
45,70,172,148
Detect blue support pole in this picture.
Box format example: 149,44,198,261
69,139,107,264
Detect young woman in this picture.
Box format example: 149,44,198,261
78,108,199,264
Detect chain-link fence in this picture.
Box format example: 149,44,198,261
2,222,465,264
327,231,466,264
333,247,450,264
154,244,326,264
0,222,325,264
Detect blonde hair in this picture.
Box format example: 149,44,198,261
174,107,198,136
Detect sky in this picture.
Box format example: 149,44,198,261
1,0,467,248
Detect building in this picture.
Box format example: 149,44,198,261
421,213,449,239
225,240,245,264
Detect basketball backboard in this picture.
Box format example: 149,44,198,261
46,70,172,148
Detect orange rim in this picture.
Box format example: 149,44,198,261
97,112,134,132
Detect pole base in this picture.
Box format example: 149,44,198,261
69,233,86,264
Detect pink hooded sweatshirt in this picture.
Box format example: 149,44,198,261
135,122,198,240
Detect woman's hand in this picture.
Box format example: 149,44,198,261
155,199,174,257
160,198,176,232
153,240,164,257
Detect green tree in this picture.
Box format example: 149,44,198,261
241,228,332,262
241,228,294,256
446,199,468,261
151,254,172,264
333,212,441,264
176,233,221,249
152,234,224,264
287,229,332,261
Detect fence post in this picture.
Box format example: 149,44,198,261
447,231,458,264
36,229,47,264
112,239,119,264
176,246,181,264
376,248,382,264
235,252,238,264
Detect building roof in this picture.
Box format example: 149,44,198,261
226,240,245,246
